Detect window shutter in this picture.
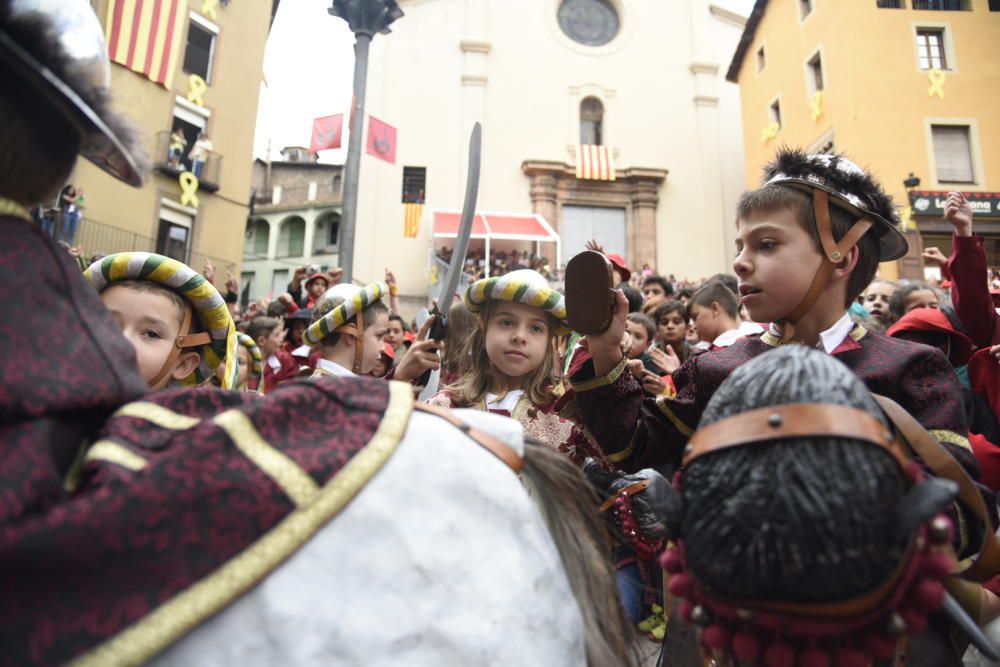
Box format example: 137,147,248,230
932,125,974,183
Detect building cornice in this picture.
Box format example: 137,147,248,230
460,39,492,54
710,4,749,28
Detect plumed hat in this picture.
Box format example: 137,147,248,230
763,149,907,261
0,0,145,185
465,269,570,335
84,252,238,389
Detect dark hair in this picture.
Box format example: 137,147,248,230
887,282,940,326
679,346,907,602
706,273,738,296
652,299,686,324
677,287,694,301
688,280,739,320
388,313,408,330
626,312,655,341
310,297,389,347
642,275,674,297
621,285,643,313
737,184,880,307
266,301,288,318
246,316,281,343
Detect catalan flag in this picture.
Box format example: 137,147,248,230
403,202,423,238
106,0,188,87
575,144,616,181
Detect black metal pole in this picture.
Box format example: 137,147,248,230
338,33,372,284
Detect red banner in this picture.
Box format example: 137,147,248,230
309,114,344,152
366,116,397,164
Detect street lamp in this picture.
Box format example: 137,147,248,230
328,0,404,283
903,172,921,190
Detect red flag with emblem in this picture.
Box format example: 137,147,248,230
366,116,397,164
310,114,343,152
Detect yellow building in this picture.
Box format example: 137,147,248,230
68,0,271,275
727,0,1000,280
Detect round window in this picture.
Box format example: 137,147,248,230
557,0,620,48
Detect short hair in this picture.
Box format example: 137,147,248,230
642,275,674,297
388,313,408,330
266,301,288,318
887,282,940,326
310,297,389,347
621,285,643,313
626,312,656,341
246,316,281,343
737,184,880,308
688,280,739,320
677,287,694,301
652,299,686,324
706,273,738,296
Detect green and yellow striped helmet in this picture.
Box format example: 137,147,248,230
465,269,569,335
84,252,238,389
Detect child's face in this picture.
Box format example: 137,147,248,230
734,209,825,325
688,303,725,344
685,322,700,345
218,346,252,389
359,311,390,374
101,284,188,388
289,320,307,347
484,301,551,380
657,311,687,345
371,354,390,378
385,319,405,347
308,279,328,298
625,320,650,359
863,281,895,323
642,283,666,307
258,326,285,357
904,289,939,315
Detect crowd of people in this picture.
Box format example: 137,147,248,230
10,4,1000,666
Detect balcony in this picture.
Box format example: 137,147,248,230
152,131,222,192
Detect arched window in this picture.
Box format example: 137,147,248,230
276,216,306,257
580,97,604,145
244,219,270,258
313,211,341,254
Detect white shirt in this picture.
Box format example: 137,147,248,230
266,354,281,371
766,312,855,354
486,390,523,413
710,321,766,349
315,358,355,377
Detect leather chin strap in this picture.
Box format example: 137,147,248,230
775,189,874,342
334,313,365,375
148,305,212,388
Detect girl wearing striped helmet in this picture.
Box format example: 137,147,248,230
84,252,239,390
427,269,610,467
213,333,263,392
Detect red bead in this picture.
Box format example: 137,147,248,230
912,579,945,613
679,599,694,623
920,552,954,580
866,634,899,661
668,573,693,597
835,648,867,667
732,631,761,663
702,624,731,651
661,549,684,574
765,641,796,667
901,609,928,634
800,648,831,667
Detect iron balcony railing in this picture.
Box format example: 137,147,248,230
153,131,222,192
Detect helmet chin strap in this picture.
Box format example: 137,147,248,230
774,189,874,343
148,305,212,388
332,314,366,375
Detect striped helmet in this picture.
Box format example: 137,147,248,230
465,269,569,335
236,332,264,390
304,281,388,347
84,252,238,389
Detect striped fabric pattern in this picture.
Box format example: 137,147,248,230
303,282,388,347
236,333,264,391
84,252,239,389
465,269,570,335
105,0,188,87
403,202,423,238
575,144,616,181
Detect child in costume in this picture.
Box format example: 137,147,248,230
245,316,297,392
304,281,392,378
213,332,263,392
84,252,239,391
686,279,764,350
427,269,609,467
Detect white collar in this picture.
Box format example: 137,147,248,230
767,312,854,353
712,321,766,348
266,354,281,371
316,357,355,377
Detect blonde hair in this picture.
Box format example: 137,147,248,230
445,301,557,407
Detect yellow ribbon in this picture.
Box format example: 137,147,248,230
187,74,207,107
928,69,946,99
900,206,916,232
429,264,439,285
810,91,823,123
760,122,780,143
201,0,219,20
179,172,200,208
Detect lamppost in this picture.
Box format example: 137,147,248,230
328,0,404,283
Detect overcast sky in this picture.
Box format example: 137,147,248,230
253,0,756,164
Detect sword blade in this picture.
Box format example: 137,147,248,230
437,122,481,315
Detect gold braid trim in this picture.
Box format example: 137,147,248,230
655,396,694,438
930,429,973,452
572,355,629,392
113,402,201,430
606,423,641,464
84,441,148,472
71,381,415,667
0,197,30,221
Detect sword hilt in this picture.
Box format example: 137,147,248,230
415,305,449,389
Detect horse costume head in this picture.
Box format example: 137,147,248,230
660,345,963,667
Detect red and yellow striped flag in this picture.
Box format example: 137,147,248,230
575,144,616,181
403,202,423,238
106,0,188,87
